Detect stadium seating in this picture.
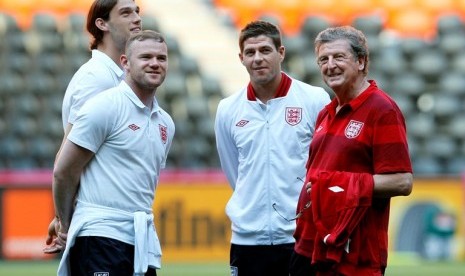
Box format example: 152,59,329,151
269,7,465,176
0,9,225,170
0,1,464,176
214,0,465,39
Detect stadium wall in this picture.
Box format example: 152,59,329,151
0,170,463,262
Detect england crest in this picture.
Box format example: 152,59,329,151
159,124,168,144
285,107,302,126
345,120,364,139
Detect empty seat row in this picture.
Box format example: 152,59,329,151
0,11,225,170
214,0,465,38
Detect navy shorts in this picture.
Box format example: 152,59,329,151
69,236,157,276
230,243,294,276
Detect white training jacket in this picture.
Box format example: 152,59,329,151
215,73,330,245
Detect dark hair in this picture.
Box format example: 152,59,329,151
86,0,119,50
239,20,282,53
125,30,166,57
315,26,370,75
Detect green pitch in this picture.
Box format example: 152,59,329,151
0,260,229,276
0,260,464,275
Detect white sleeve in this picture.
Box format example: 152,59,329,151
68,94,115,153
67,70,117,125
214,100,239,190
309,88,331,130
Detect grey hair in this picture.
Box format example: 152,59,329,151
315,26,369,75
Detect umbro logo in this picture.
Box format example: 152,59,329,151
94,273,109,276
128,124,140,131
328,186,344,193
236,120,249,127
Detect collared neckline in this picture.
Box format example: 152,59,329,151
119,81,161,113
246,72,292,101
91,49,124,78
327,80,378,116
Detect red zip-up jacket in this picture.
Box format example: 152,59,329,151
311,171,373,273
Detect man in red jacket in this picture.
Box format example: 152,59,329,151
290,26,413,276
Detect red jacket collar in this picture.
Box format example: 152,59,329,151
247,72,292,101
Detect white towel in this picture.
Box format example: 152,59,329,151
57,201,162,276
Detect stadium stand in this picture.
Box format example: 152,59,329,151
0,0,229,170
0,0,464,175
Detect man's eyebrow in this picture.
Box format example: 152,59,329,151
118,6,138,13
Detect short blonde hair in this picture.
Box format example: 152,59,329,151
125,30,166,57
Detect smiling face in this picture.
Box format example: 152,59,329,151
122,37,168,92
316,39,365,94
106,0,142,50
239,34,284,86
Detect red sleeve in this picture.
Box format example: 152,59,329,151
372,109,412,174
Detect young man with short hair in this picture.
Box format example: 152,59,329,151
215,20,330,276
44,0,142,254
54,30,173,276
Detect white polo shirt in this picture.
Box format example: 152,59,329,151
61,49,124,129
215,73,330,245
67,80,174,243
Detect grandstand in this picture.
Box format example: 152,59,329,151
0,0,464,175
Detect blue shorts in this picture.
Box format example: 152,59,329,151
69,236,157,276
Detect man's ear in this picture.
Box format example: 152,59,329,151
358,57,366,71
279,46,285,62
121,55,129,71
95,18,109,31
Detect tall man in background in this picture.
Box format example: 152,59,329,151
291,26,413,275
215,20,330,276
53,30,174,276
43,0,142,253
